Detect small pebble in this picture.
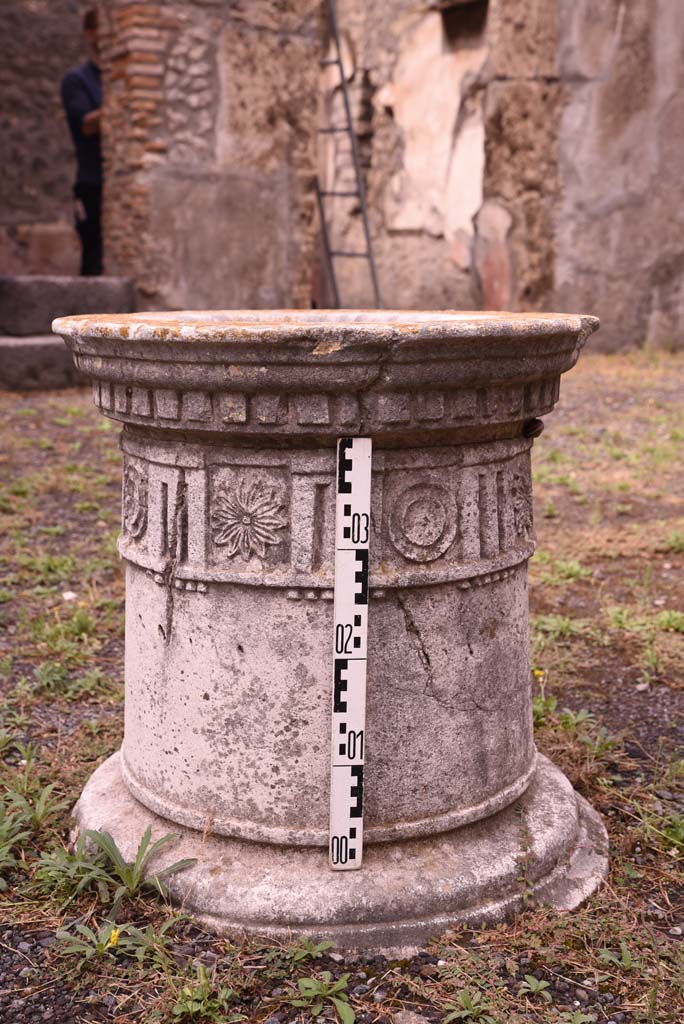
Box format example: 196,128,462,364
575,988,589,1003
352,983,370,997
329,951,345,963
17,941,32,953
669,926,682,936
393,1012,432,1024
372,989,387,1003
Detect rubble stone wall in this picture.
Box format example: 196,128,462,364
0,0,85,275
99,0,321,310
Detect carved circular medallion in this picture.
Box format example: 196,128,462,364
122,463,148,539
389,484,457,562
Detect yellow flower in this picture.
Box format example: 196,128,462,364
105,927,121,949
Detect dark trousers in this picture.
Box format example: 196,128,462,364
74,183,102,276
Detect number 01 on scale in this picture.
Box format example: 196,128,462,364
329,437,372,870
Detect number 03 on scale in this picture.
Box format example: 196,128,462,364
329,437,372,870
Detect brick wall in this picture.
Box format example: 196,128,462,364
100,0,321,310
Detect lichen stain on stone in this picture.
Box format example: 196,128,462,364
311,336,344,356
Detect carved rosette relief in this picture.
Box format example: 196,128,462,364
512,473,533,541
388,483,458,563
122,463,148,540
211,479,287,560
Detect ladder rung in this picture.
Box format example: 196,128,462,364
320,190,359,198
330,251,370,259
320,57,341,67
319,126,349,134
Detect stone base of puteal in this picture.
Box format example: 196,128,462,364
75,751,607,955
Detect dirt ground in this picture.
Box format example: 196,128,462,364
0,349,682,1023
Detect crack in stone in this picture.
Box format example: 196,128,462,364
396,592,435,697
160,473,187,646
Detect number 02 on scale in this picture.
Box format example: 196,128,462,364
329,437,372,870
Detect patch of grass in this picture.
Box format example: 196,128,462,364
532,615,589,647
18,551,76,583
539,558,590,586
655,610,684,633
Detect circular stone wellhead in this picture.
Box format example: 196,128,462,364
53,310,607,953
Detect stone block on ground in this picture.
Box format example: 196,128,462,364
0,275,134,336
0,335,84,390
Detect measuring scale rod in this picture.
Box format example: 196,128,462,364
329,437,372,870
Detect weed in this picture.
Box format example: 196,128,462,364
655,610,684,633
533,615,587,646
56,920,125,972
38,524,65,537
659,531,684,554
641,641,662,683
540,558,590,585
0,805,31,890
559,707,596,732
271,936,335,966
172,964,243,1021
660,812,684,850
443,989,497,1022
579,726,617,756
118,917,179,967
533,693,558,727
34,660,70,694
18,552,76,582
518,974,552,1002
65,669,120,701
6,783,69,831
599,940,641,971
543,500,559,519
288,971,355,1023
32,833,113,905
86,826,196,901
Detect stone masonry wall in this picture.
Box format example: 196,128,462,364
100,0,321,310
552,0,684,352
0,0,85,275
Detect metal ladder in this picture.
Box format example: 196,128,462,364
316,0,382,308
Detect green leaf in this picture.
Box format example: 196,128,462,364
332,996,356,1024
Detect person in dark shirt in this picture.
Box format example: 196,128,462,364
61,9,103,276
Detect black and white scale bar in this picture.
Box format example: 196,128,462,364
329,436,372,871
